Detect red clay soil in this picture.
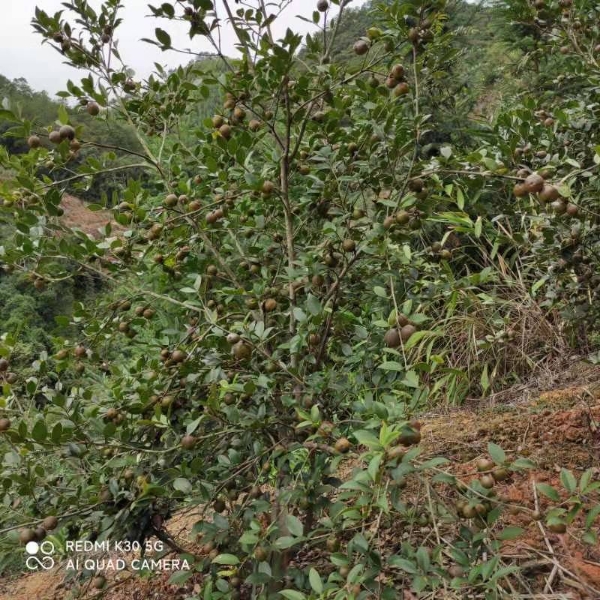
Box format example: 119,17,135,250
59,194,121,238
1,366,599,600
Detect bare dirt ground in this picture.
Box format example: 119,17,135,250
59,194,120,238
1,363,599,600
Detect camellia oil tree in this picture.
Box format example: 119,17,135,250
0,0,599,598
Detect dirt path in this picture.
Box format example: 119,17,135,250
2,365,599,600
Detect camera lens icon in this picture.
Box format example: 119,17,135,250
26,541,40,555
25,540,55,570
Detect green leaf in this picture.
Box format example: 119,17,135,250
173,478,192,493
306,294,322,316
212,554,240,565
585,504,600,529
582,531,598,546
373,286,387,298
480,364,490,392
388,556,418,573
367,454,382,481
31,420,47,442
379,361,404,372
168,570,192,585
487,443,506,465
293,307,307,322
352,430,381,449
401,370,419,388
497,526,524,541
274,536,299,550
560,469,577,494
280,592,307,600
537,483,560,502
403,330,436,350
579,468,593,493
285,514,304,537
239,531,259,545
57,104,69,125
511,458,536,470
416,546,430,572
155,27,171,47
308,568,323,594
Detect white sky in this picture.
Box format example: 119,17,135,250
0,0,368,96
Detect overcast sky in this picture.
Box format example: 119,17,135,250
0,0,368,96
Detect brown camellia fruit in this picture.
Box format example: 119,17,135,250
566,203,579,217
171,350,187,363
86,102,100,116
263,298,277,312
248,119,261,132
181,435,197,449
42,516,58,531
326,536,340,552
59,125,76,140
19,529,36,544
226,332,241,345
384,328,401,348
353,40,369,55
334,437,351,453
408,178,424,192
262,180,275,196
396,210,410,225
476,458,494,472
538,184,559,203
49,130,62,144
524,173,545,193
28,135,41,149
74,345,87,358
480,475,495,489
317,0,329,11
164,193,178,207
448,565,465,578
400,324,417,342
219,124,232,139
254,546,268,561
92,576,106,590
232,341,252,360
397,314,409,327
0,418,11,432
492,468,510,482
0,358,8,372
513,183,528,197
393,82,410,97
398,427,421,446
390,64,405,79
551,199,567,215
212,115,224,128
385,446,405,461
342,239,356,252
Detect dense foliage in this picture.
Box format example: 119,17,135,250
0,0,599,598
